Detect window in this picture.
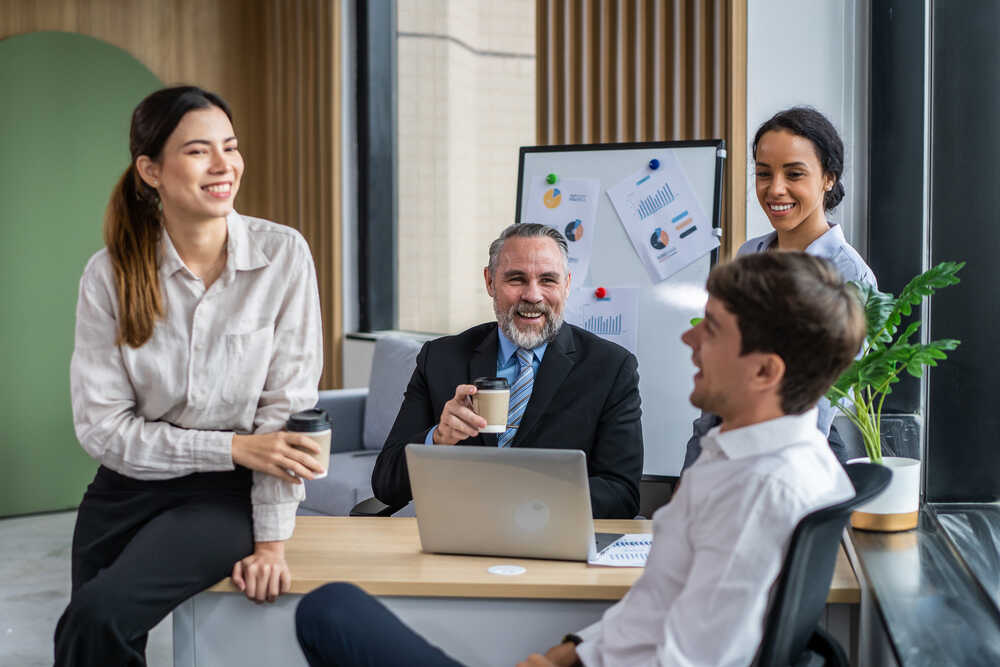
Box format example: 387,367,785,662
395,1,536,334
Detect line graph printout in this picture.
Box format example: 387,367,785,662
606,151,719,283
565,287,639,355
523,177,601,283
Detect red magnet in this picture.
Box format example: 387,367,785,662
594,287,607,299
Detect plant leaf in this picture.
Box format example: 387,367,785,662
851,282,896,348
827,263,964,461
886,261,965,335
897,320,921,345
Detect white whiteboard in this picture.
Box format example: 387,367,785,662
516,141,725,476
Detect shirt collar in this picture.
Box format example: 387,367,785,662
225,211,269,273
703,407,820,460
804,222,846,257
157,211,269,279
157,226,187,278
496,325,548,366
757,223,845,256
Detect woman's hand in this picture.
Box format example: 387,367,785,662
517,642,581,667
231,541,291,602
231,431,325,483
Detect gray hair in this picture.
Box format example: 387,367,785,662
487,223,569,278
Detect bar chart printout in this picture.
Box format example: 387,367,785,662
566,287,638,355
583,313,622,336
636,182,676,220
607,150,718,283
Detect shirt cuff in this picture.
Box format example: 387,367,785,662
252,501,298,542
424,426,436,445
196,431,236,470
576,621,601,643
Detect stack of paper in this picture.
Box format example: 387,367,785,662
588,533,652,567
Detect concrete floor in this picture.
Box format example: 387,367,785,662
0,511,171,666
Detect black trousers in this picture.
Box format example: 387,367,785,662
295,583,463,667
53,465,254,667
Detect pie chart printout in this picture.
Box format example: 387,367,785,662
543,188,562,208
565,219,584,241
650,228,669,250
524,178,600,282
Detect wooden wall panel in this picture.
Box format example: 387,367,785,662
536,0,746,258
257,0,343,390
0,0,343,386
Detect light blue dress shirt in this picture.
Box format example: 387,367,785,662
737,222,877,288
425,326,547,445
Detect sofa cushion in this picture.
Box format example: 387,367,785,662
299,450,380,516
362,335,423,450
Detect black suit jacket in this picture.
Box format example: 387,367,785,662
371,322,643,518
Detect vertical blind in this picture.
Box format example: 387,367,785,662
255,0,344,389
536,0,746,256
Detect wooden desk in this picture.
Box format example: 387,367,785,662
174,517,859,666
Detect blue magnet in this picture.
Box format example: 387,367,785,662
546,173,558,184
649,158,660,170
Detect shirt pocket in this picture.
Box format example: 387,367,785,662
221,326,274,405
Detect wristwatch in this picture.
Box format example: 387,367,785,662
560,634,584,667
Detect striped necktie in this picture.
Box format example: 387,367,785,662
498,348,534,448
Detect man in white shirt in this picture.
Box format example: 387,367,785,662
295,251,865,667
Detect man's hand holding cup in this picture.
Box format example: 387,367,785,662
433,378,510,445
433,384,486,445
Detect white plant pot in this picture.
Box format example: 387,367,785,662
847,456,920,531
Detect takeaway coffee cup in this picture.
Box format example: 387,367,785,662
472,377,510,433
286,409,331,479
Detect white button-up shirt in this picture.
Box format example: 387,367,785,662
70,211,322,542
575,408,854,667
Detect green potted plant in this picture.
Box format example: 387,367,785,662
827,261,964,531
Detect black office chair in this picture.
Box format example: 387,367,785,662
756,462,892,667
350,496,405,517
637,474,677,519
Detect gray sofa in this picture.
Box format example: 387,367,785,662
298,335,424,516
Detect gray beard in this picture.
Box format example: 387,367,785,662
495,300,563,349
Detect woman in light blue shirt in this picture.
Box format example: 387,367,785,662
685,106,876,467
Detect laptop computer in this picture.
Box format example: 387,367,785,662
405,444,623,561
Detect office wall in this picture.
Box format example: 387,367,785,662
746,0,868,253
1,0,344,389
0,32,162,516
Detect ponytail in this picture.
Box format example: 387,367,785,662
103,164,163,347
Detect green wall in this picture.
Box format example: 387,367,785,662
0,32,161,516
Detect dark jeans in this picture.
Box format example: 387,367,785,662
295,582,464,667
53,465,253,666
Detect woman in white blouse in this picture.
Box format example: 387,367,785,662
54,86,325,666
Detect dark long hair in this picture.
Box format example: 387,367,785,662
752,106,845,211
104,86,233,347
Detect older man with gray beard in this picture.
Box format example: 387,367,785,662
371,223,644,518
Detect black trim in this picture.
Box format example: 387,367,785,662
867,0,926,413
356,0,398,331
926,0,1000,503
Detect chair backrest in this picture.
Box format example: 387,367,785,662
637,474,677,519
756,462,892,667
362,335,424,450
